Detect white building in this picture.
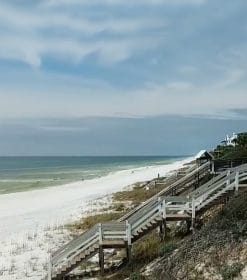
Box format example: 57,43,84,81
222,133,238,147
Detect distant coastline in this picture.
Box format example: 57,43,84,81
0,156,193,279
0,156,188,195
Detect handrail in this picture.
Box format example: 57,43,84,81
52,224,99,266
188,171,228,199
50,161,217,278
119,162,210,222
62,232,99,265
194,172,235,201
52,222,129,267
164,196,191,203
192,164,247,200
131,205,159,232
214,158,247,172
235,163,247,172
194,166,247,211
128,200,158,226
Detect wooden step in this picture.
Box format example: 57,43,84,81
49,163,215,279
166,214,191,221
52,246,99,279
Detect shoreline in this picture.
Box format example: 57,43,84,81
0,156,194,280
0,157,193,237
0,156,187,196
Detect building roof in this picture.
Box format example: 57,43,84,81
195,150,214,160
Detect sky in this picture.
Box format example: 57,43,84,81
0,0,247,155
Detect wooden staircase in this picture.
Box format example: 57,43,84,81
46,161,247,280
50,225,100,279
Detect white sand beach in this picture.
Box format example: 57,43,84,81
0,157,193,280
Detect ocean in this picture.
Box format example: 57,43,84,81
0,156,186,195
0,155,193,280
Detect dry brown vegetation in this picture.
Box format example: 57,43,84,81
151,191,247,280
113,181,167,205
68,179,169,233
69,212,125,231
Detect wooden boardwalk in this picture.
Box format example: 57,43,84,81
47,161,247,280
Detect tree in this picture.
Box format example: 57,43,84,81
236,132,247,148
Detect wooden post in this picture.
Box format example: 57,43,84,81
211,161,215,174
162,199,166,220
159,222,164,241
126,221,132,264
158,196,162,215
235,171,239,195
99,245,104,276
186,220,191,234
98,223,104,275
126,221,132,263
163,219,167,239
158,196,163,235
158,196,164,240
191,198,195,232
127,244,132,264
127,221,132,247
226,170,231,186
162,199,167,239
99,223,103,244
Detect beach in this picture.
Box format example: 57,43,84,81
0,157,193,280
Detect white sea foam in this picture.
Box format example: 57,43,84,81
0,157,193,280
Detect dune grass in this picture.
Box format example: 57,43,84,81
69,212,125,231
113,182,167,205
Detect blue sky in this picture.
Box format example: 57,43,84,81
0,0,247,155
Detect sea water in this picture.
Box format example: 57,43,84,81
0,155,193,280
0,156,186,195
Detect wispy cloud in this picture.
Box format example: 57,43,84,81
1,64,247,120
0,0,247,121
0,34,162,67
0,2,167,67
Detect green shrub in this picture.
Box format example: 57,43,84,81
221,263,244,280
129,272,145,280
114,203,126,212
160,242,177,257
133,234,161,263
69,212,123,230
113,183,166,204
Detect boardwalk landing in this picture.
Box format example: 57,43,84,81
47,162,247,280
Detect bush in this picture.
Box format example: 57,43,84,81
133,233,161,263
114,203,126,212
70,212,123,230
160,243,177,257
129,272,146,280
113,183,166,204
221,263,244,280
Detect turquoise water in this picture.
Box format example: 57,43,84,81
0,156,186,194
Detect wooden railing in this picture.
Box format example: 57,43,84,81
50,161,230,279
101,222,127,242
51,224,99,269
119,161,210,222
213,158,247,172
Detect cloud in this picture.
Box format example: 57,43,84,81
0,34,163,67
1,0,247,122
1,63,247,120
0,4,166,34
0,2,167,67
